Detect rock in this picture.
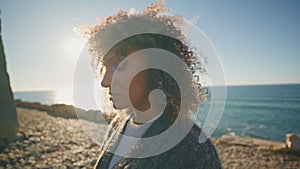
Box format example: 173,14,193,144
5,132,25,142
219,134,285,150
0,139,7,151
286,134,300,151
0,13,18,139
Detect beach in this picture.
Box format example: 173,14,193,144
0,102,299,169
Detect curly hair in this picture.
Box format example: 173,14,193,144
77,0,207,123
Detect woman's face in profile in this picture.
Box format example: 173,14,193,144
101,53,150,111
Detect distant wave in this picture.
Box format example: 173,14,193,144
226,101,300,112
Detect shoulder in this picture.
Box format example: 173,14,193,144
102,112,130,127
146,123,222,169
101,112,118,124
179,124,223,169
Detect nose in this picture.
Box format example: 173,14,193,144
101,72,112,88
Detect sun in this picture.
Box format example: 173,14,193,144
64,35,86,60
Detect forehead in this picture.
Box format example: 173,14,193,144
103,46,139,66
103,58,122,69
103,49,122,65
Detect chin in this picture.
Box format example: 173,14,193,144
112,101,128,110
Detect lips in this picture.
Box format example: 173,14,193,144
109,93,120,96
109,92,120,101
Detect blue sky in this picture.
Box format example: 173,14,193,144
0,0,299,91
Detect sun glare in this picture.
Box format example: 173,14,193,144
64,36,86,60
55,88,74,106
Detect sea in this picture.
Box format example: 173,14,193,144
13,84,300,142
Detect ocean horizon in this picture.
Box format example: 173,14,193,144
13,84,300,142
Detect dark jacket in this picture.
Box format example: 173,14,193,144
95,112,222,169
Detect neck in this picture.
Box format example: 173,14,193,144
131,103,163,124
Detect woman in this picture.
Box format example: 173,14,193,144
79,1,222,168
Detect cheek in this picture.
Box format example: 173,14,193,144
129,71,149,100
114,72,130,92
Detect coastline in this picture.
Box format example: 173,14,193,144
0,101,299,168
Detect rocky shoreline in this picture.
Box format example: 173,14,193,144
0,101,299,168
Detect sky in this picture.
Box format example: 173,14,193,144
0,0,299,91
